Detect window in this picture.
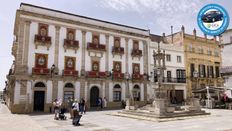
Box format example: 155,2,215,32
114,37,120,47
207,48,212,55
64,56,76,70
64,83,74,88
38,23,48,36
167,71,172,82
66,28,75,40
189,44,193,52
198,46,204,54
113,61,121,72
176,69,186,83
133,40,139,50
190,63,195,78
34,82,46,87
177,56,181,63
214,50,219,57
133,63,140,74
133,85,140,101
199,64,206,77
215,66,220,78
35,53,48,68
92,61,100,71
166,54,171,61
92,35,99,44
113,84,121,102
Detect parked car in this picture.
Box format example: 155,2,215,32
201,11,223,23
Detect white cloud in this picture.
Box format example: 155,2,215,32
99,0,210,34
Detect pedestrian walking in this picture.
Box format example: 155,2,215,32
72,99,82,126
80,98,85,114
103,97,107,109
53,99,60,120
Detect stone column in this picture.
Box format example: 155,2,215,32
125,38,129,73
22,20,31,66
105,81,109,101
15,19,26,75
80,80,85,100
125,38,129,97
52,80,58,100
143,40,148,101
105,34,110,72
81,30,86,76
54,26,60,67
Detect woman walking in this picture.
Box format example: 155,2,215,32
53,99,60,120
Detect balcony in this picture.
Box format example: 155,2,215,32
34,35,52,50
162,77,186,83
63,39,79,53
131,49,142,59
87,71,107,78
132,73,144,81
87,42,106,51
63,70,78,77
32,67,50,75
112,47,124,57
113,72,124,80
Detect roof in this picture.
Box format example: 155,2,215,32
20,3,148,32
149,34,165,42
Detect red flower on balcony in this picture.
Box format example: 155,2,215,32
132,73,143,81
131,49,142,57
63,70,78,77
87,42,106,51
63,39,79,52
112,47,124,55
32,67,50,75
113,72,124,80
87,71,107,78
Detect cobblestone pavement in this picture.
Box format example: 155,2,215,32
2,103,232,131
0,104,46,131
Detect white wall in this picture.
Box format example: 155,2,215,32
57,81,64,100
46,80,52,103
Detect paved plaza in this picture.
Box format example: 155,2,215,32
1,104,232,131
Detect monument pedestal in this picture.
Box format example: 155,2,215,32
125,98,136,110
152,99,167,115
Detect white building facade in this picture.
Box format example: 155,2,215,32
147,35,186,104
6,3,150,113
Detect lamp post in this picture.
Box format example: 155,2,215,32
206,86,210,108
125,72,133,109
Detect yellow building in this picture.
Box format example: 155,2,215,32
166,26,223,99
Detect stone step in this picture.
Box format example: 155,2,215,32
119,110,210,119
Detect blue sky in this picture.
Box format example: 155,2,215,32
0,0,231,90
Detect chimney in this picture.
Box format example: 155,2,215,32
162,33,165,37
181,25,185,38
193,28,196,39
162,33,166,43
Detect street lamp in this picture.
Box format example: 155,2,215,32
206,86,210,108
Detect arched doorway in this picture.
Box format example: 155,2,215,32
113,84,121,102
63,83,74,103
90,86,99,107
33,82,46,112
133,85,140,101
